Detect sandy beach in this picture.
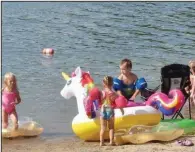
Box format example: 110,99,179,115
2,105,195,152
2,135,195,152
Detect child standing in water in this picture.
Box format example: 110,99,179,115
2,72,21,130
189,60,195,106
100,76,118,146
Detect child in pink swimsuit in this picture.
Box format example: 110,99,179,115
2,72,21,130
99,76,118,146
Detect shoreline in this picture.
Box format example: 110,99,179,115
2,135,195,152
3,106,195,152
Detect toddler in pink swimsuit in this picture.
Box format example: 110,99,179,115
99,76,118,146
2,72,21,130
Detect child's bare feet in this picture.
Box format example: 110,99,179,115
108,142,115,146
100,142,106,146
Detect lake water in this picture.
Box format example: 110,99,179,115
2,2,195,140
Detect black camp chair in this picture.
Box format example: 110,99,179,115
141,63,191,120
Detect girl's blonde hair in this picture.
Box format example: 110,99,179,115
2,72,18,91
103,76,113,88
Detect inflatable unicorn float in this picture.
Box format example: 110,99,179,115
60,67,185,141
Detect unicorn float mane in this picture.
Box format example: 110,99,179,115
80,73,95,94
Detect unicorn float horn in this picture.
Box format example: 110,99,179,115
62,72,70,80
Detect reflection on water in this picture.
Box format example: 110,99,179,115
41,54,54,67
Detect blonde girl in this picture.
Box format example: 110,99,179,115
2,72,21,130
100,76,118,146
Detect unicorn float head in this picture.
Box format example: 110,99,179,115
60,67,101,117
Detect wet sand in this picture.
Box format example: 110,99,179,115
2,135,195,152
